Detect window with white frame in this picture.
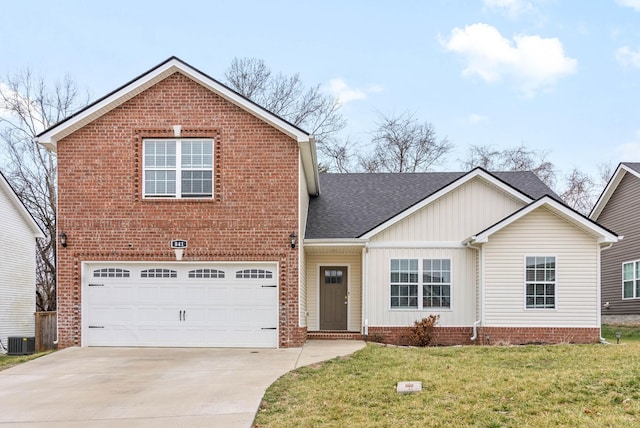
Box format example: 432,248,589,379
622,260,640,299
525,256,556,309
143,139,213,198
390,259,451,309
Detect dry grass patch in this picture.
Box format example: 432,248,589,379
254,343,640,427
0,352,51,371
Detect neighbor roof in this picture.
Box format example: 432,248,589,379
306,168,559,239
590,162,640,220
0,171,45,238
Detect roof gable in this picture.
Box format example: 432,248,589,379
590,162,640,220
305,168,557,240
468,196,619,245
35,57,319,194
0,171,45,238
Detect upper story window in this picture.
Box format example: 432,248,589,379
525,256,556,309
143,139,213,198
623,260,640,299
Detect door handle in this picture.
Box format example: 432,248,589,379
183,310,186,321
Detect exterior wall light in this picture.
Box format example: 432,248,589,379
616,332,622,344
290,231,297,249
60,232,68,248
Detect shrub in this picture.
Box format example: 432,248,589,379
410,315,439,346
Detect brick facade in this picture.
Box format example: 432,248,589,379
56,72,304,348
367,326,601,346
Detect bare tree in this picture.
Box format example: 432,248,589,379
0,69,87,311
359,112,453,173
560,168,596,215
224,57,348,171
461,144,556,188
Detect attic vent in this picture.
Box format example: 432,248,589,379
188,269,225,278
236,269,273,279
93,268,130,278
141,268,177,278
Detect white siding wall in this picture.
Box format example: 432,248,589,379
372,178,526,242
298,157,310,327
367,247,476,326
365,178,524,327
483,207,600,327
306,252,362,331
0,188,36,347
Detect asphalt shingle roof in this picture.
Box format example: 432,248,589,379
623,162,640,174
305,169,559,239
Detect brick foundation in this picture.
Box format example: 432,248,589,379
367,326,601,346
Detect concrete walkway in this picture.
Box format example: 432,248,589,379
0,340,365,428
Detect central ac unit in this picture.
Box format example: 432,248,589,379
7,336,35,356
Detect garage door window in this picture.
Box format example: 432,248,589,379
141,268,177,278
188,268,225,278
236,269,273,279
93,268,130,278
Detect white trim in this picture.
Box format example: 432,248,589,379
621,259,640,300
304,239,367,247
388,257,453,312
469,196,619,244
0,172,45,238
590,163,640,220
360,169,533,239
367,241,465,249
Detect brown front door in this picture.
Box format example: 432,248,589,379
320,266,348,330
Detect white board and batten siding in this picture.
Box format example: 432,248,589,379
0,180,40,347
305,251,362,331
366,247,476,326
482,207,600,327
365,177,524,327
299,156,310,328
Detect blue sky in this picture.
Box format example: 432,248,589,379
2,0,640,182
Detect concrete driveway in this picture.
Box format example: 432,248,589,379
0,341,365,428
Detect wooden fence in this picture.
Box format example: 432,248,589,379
35,311,57,352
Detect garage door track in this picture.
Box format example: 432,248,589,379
0,341,364,427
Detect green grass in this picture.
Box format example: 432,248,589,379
0,352,51,371
602,324,640,343
254,338,640,427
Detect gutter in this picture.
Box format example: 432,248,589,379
465,238,483,342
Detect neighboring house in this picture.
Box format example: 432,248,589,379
590,162,640,324
0,171,44,350
36,58,619,349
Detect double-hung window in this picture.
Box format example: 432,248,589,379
390,259,451,309
143,139,213,198
622,260,640,299
525,256,556,309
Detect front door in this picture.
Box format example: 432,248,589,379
320,266,348,330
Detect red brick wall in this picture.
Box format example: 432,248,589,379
367,326,600,346
56,72,303,348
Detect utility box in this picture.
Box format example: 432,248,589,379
7,336,36,355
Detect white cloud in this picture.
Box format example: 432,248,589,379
440,23,577,96
617,131,640,159
468,113,488,124
616,46,640,69
617,0,640,11
326,78,383,105
483,0,536,18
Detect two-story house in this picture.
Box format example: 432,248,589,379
37,58,619,348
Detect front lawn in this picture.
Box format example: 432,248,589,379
255,335,640,427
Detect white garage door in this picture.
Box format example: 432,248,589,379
83,262,278,348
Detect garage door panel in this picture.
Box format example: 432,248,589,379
85,263,279,348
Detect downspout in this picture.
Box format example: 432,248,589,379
362,243,369,337
466,239,482,342
599,242,616,344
